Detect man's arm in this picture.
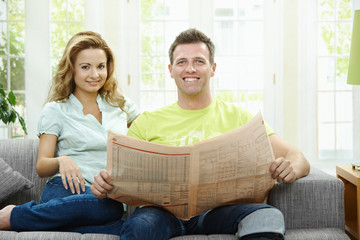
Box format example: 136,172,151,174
268,134,310,183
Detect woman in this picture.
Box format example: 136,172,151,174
0,31,138,234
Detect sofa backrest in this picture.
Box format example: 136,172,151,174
0,138,47,208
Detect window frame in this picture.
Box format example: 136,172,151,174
10,0,283,140
123,0,283,134
0,0,26,139
298,0,360,170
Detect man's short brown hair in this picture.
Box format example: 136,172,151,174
168,28,215,65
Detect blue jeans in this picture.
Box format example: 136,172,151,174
119,203,285,240
10,177,124,235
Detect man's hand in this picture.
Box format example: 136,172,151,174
91,169,114,199
268,134,310,182
269,157,297,183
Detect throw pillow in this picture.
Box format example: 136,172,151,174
0,157,34,202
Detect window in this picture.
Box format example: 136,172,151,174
0,0,85,139
139,0,189,112
212,0,269,112
3,1,281,140
299,0,358,166
135,0,280,129
317,0,353,159
0,0,26,139
50,0,85,78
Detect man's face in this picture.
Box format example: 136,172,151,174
168,42,216,98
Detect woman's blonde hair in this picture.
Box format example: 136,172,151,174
47,31,126,111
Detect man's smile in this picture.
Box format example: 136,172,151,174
183,78,199,82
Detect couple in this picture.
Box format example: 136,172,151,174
0,29,310,240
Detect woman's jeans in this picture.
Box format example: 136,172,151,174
10,177,124,235
119,203,285,240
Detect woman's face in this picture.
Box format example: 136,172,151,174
73,48,108,97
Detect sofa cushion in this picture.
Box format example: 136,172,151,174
0,157,34,202
284,228,350,240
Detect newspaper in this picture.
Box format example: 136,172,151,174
106,112,275,220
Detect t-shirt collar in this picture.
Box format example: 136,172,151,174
69,93,103,112
175,99,216,112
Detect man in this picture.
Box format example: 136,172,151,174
91,28,310,240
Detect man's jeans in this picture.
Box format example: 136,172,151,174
10,177,124,234
119,203,285,240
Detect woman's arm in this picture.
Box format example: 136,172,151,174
36,134,85,194
36,134,59,177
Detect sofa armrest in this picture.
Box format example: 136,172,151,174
267,167,344,230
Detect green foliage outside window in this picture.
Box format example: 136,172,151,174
0,0,26,138
0,0,25,96
319,0,352,83
140,0,166,89
317,0,353,159
50,0,84,78
0,0,84,138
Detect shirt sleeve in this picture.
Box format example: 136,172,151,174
238,106,275,136
124,96,139,124
264,123,275,136
127,112,148,140
37,102,62,138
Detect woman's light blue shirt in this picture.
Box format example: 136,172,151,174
37,93,139,185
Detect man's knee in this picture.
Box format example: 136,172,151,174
120,206,181,240
124,207,167,228
239,232,284,240
236,208,285,239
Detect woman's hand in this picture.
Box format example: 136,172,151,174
58,156,86,194
37,134,86,194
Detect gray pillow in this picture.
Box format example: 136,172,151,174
0,157,34,202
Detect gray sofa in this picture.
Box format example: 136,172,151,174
0,139,350,240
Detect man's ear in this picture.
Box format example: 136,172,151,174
211,62,217,77
168,64,173,78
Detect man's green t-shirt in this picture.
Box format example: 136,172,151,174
127,99,275,146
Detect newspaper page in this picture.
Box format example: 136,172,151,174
107,112,275,219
